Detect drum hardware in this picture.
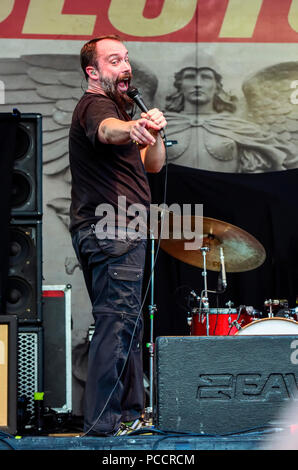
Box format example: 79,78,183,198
273,307,298,321
196,244,229,335
264,299,282,318
229,313,249,332
187,311,193,328
264,299,291,319
189,290,200,302
227,304,248,334
290,307,298,321
229,305,241,332
185,290,201,329
200,246,211,335
245,305,262,318
226,301,234,326
224,301,235,333
230,319,242,331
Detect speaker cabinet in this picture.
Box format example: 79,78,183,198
6,219,42,323
0,111,43,322
0,315,18,435
155,336,298,435
10,113,42,218
0,112,19,314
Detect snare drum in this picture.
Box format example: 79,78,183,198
191,307,254,336
236,317,298,335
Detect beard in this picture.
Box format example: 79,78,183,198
99,72,134,111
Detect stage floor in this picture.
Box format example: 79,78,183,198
0,427,291,451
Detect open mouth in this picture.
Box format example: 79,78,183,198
117,75,131,93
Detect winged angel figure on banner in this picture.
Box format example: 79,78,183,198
164,55,298,173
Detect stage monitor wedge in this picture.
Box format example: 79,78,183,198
155,335,298,435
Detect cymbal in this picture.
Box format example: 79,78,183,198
156,214,266,273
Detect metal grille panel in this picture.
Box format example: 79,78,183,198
18,331,39,415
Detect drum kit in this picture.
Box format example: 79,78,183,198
157,214,298,337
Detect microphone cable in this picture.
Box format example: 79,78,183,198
81,113,169,437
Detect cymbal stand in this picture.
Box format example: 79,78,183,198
266,300,274,318
200,246,210,335
199,245,228,336
144,230,157,425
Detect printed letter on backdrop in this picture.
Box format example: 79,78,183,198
0,0,15,23
108,0,197,37
219,0,263,37
22,0,96,35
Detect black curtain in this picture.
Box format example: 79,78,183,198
0,113,19,313
143,164,298,343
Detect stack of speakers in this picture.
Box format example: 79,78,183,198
7,112,43,323
0,110,43,421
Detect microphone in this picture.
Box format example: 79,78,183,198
127,87,166,140
219,247,227,291
126,87,149,113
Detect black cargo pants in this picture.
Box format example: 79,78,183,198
71,226,147,435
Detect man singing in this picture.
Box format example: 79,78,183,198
69,35,166,436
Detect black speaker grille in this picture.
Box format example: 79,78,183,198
11,114,42,217
6,276,33,316
7,220,42,323
9,226,33,267
15,125,31,161
11,171,32,209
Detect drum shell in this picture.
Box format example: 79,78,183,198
191,308,254,336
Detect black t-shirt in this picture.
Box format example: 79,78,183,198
68,92,151,234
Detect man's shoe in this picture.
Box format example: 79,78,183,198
114,418,147,436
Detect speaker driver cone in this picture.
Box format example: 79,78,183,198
11,171,31,208
9,227,33,267
6,277,33,315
